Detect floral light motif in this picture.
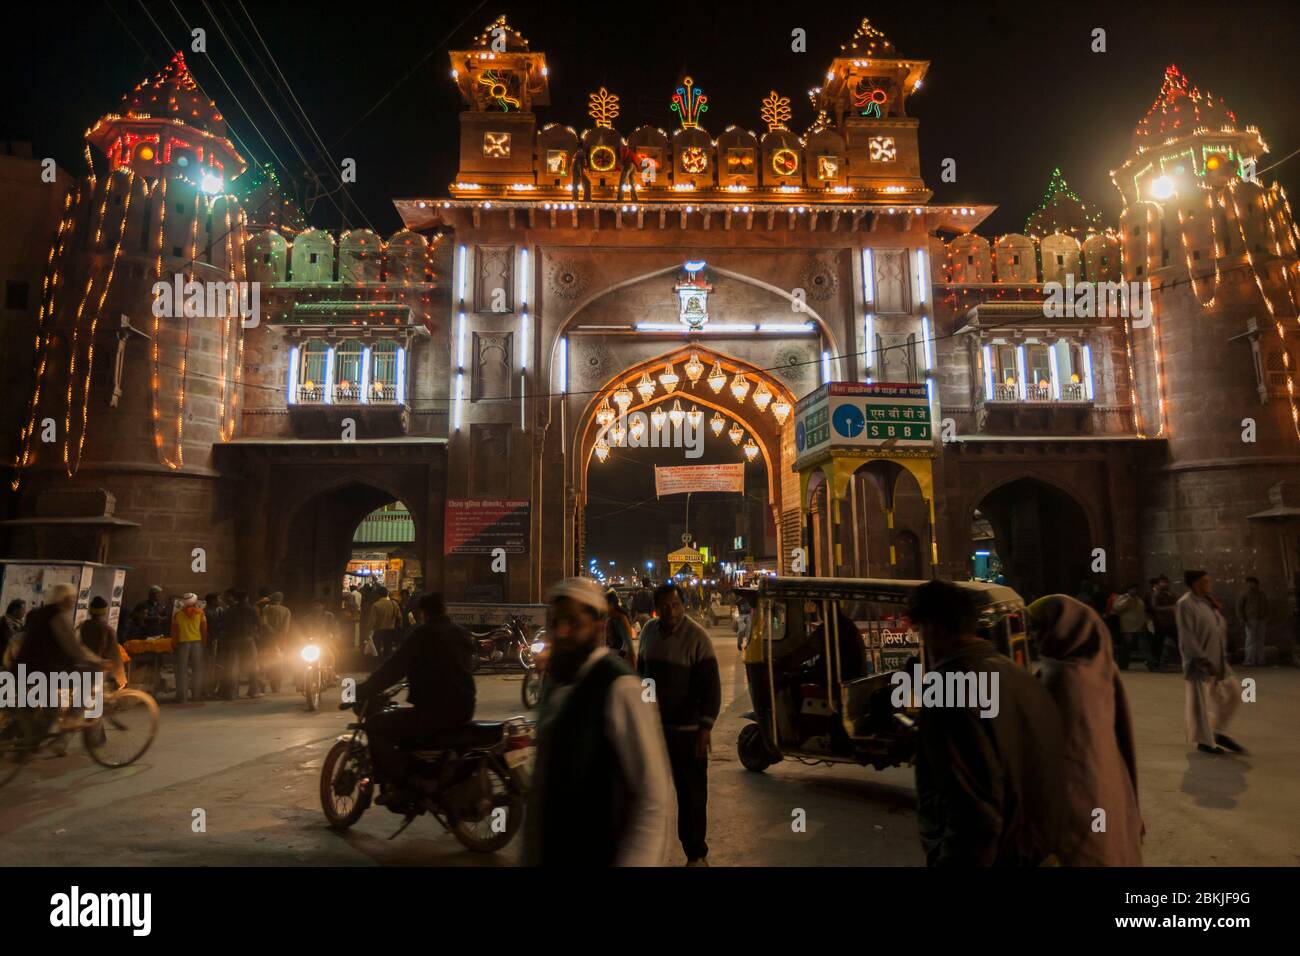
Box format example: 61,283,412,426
671,76,708,130
761,91,792,132
588,87,620,128
477,71,520,111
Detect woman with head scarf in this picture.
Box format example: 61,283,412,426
1028,594,1143,866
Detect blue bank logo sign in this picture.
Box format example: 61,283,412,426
794,382,932,466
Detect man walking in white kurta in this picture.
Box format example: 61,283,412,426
1174,570,1246,756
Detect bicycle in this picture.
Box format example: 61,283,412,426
0,685,160,787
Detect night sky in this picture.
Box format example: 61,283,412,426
6,1,1299,566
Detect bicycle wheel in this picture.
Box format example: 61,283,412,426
84,689,159,768
0,709,40,787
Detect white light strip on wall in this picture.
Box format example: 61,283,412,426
456,244,467,305
920,315,933,371
915,248,927,306
559,336,568,393
822,350,832,384
325,347,336,404
1016,345,1027,400
520,312,529,371
287,346,299,404
926,378,935,405
865,313,875,374
454,372,464,430
757,322,815,332
1049,343,1061,399
521,374,526,430
519,247,529,308
360,346,371,404
862,248,875,303
396,346,406,405
1083,344,1095,400
982,345,995,400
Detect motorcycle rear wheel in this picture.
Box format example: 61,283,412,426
450,758,523,853
321,739,372,829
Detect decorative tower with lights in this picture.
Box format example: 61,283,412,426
8,52,253,600
1116,64,1300,641
448,15,550,190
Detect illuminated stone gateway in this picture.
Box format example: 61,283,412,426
4,19,1298,657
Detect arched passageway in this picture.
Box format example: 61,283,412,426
970,477,1092,602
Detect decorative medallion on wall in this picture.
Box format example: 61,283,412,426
547,257,589,300
773,345,811,391
577,339,614,389
800,254,839,301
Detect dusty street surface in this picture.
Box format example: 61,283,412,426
1,627,1296,866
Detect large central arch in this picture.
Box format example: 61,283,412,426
565,345,802,577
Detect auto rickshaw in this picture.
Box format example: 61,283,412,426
737,576,1028,774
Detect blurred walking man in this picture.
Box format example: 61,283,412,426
637,583,720,865
1236,577,1269,667
525,577,670,866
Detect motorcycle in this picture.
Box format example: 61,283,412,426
321,682,534,852
467,615,535,672
297,635,338,712
520,628,549,709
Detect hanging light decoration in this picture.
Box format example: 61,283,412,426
609,420,627,445
730,373,751,404
669,399,685,428
613,384,634,412
771,398,792,425
684,352,705,385
594,438,610,462
658,361,680,394
651,405,667,430
595,397,615,426
752,380,773,412
629,414,646,441
637,371,656,402
687,404,703,428
728,421,744,445
709,410,726,436
743,437,760,462
707,361,726,393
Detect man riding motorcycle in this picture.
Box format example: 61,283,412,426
295,599,339,688
352,592,476,805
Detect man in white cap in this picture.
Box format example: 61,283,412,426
524,576,671,866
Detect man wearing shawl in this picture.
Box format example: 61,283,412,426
1175,570,1245,755
1028,595,1143,866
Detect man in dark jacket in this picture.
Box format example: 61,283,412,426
907,580,1066,866
221,590,263,700
637,582,721,865
355,593,476,794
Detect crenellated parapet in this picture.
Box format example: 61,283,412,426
245,227,437,285
941,231,1122,286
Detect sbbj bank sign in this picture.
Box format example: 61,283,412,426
794,382,933,468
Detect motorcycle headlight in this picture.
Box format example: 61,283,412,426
300,644,321,663
530,641,545,654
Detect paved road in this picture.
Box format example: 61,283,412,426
1,626,1296,866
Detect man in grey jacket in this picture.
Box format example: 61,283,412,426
637,582,721,865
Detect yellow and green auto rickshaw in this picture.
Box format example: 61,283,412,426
737,576,1028,774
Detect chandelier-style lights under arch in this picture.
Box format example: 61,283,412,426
591,350,794,466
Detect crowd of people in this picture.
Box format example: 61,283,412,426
1074,573,1276,672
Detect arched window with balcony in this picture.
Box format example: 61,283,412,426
370,340,402,404
335,341,364,404
297,338,329,404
